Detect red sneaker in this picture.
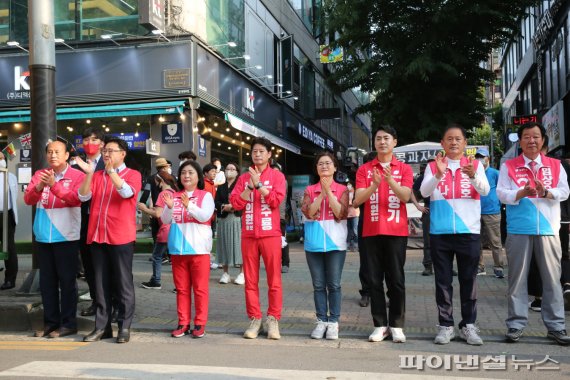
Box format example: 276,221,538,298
191,325,206,338
171,325,190,338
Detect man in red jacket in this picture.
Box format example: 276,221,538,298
77,138,141,344
230,137,286,340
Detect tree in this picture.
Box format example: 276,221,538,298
467,122,503,165
324,0,538,144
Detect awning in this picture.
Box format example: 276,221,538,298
0,101,185,123
225,113,301,154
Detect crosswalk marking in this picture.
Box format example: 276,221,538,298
0,361,503,379
0,341,88,351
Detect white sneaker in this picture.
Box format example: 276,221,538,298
219,272,230,284
369,326,391,342
234,272,245,285
210,262,219,269
434,325,456,344
326,322,339,340
459,324,483,345
79,292,92,301
310,320,327,339
243,318,262,339
266,316,281,340
390,327,406,343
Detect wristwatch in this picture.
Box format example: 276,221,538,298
255,182,263,189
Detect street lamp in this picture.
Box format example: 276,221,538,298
222,54,251,61
55,38,75,50
6,41,29,52
151,29,171,42
209,41,237,48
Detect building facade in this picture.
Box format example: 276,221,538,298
500,0,569,157
0,0,371,240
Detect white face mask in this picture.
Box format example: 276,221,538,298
179,160,186,166
226,171,237,179
0,160,6,169
215,163,221,171
166,168,172,175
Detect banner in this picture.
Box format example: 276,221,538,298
319,45,343,64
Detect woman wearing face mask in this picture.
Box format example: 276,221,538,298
212,158,226,186
214,162,244,285
138,173,179,290
161,160,215,338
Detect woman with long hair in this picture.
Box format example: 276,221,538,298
160,160,215,338
214,162,244,284
301,151,349,340
138,172,179,290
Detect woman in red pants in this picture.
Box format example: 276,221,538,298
160,160,215,338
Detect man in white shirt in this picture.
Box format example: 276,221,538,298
0,151,18,290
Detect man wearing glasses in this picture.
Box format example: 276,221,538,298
77,138,142,344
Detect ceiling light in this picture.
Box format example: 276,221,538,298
105,127,110,132
232,139,235,143
241,141,244,145
235,132,240,136
213,122,218,127
158,116,165,122
135,131,139,137
122,117,127,122
120,132,124,136
221,134,225,138
228,41,237,47
136,122,140,126
226,128,230,132
217,143,221,146
208,128,212,132
246,136,250,140
86,119,91,124
7,41,19,46
228,147,231,150
55,38,74,50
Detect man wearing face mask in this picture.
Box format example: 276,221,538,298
146,158,172,245
212,158,226,187
475,148,504,279
76,127,106,315
0,151,18,290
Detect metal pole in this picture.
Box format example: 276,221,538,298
19,0,56,294
1,168,8,257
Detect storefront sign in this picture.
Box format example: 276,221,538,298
6,66,30,100
20,149,31,163
297,123,326,149
162,123,183,144
74,132,149,151
542,100,565,151
198,135,207,157
163,69,191,89
511,114,538,125
139,0,165,32
145,138,160,156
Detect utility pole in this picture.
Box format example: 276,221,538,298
19,0,56,293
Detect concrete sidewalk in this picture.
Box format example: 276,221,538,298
0,242,566,341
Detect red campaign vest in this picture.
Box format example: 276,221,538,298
170,189,211,226
504,154,561,196
356,156,413,237
428,156,481,200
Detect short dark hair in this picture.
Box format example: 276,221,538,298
313,151,339,176
82,126,105,140
105,137,129,152
517,122,546,140
177,160,204,190
250,136,272,152
363,151,376,163
211,157,221,164
443,123,467,139
373,125,398,140
203,163,216,174
178,150,197,161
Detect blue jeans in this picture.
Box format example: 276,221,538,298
305,250,346,323
347,217,358,249
151,243,168,284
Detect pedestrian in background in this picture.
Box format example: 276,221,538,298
271,161,290,273
497,122,570,346
212,157,226,187
0,151,18,291
420,124,489,346
354,126,413,344
77,138,142,344
301,151,348,340
411,157,434,276
474,148,504,278
161,160,214,339
230,137,286,340
25,141,85,338
346,180,359,252
138,172,179,290
214,162,244,285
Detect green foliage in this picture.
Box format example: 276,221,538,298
467,123,503,162
324,0,538,144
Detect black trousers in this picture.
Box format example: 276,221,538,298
0,210,17,284
79,217,96,300
364,235,407,327
37,241,79,329
91,242,135,330
280,219,290,267
357,212,371,296
431,234,480,328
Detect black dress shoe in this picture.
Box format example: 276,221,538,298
0,281,15,290
83,328,113,342
359,295,370,307
116,328,130,343
48,327,78,338
80,304,96,317
34,325,58,338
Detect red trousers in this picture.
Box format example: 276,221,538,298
242,236,282,319
171,254,210,326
